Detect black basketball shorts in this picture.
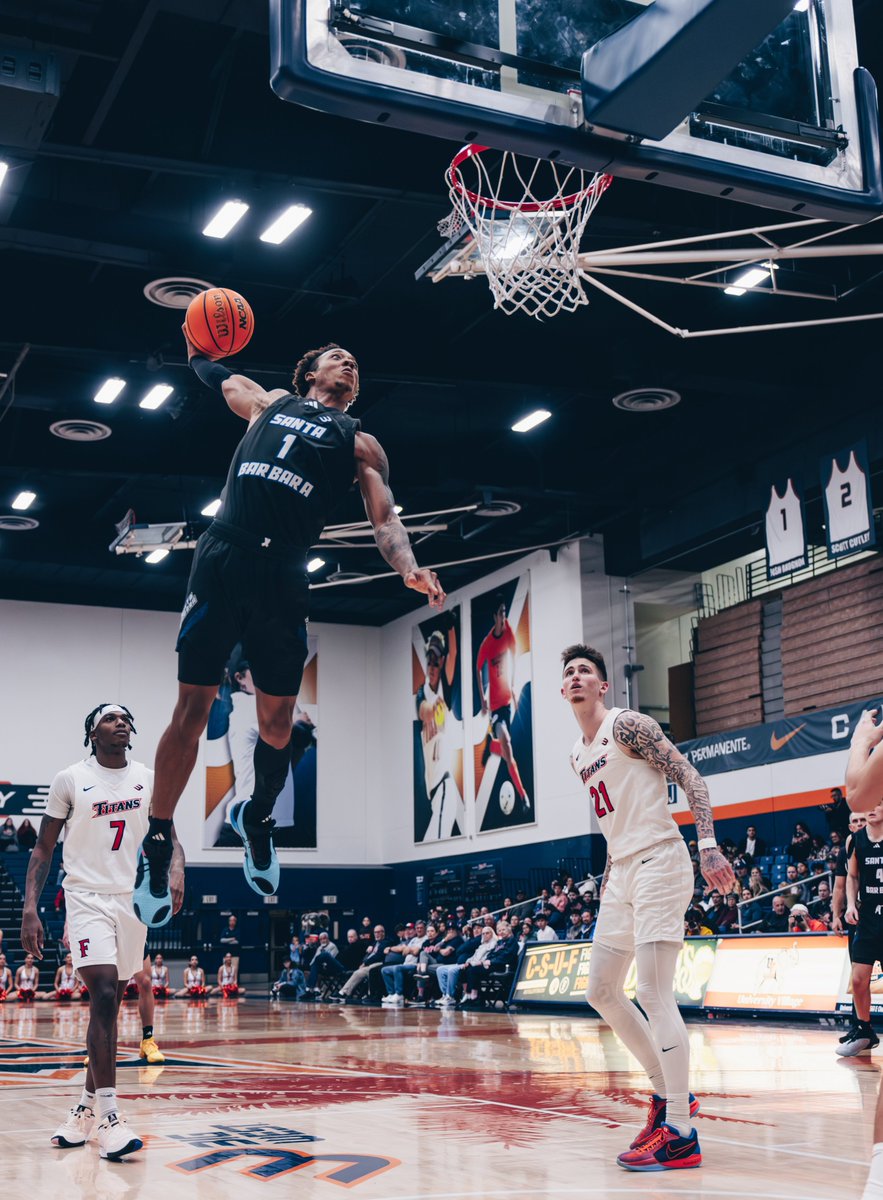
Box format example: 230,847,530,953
176,532,309,697
490,705,512,736
850,926,883,966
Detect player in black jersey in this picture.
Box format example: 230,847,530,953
134,337,445,926
838,809,883,1056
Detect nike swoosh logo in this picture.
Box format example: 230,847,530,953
770,724,806,752
661,1045,677,1053
84,785,96,791
666,1141,696,1159
641,857,655,864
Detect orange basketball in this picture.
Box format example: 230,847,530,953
184,287,254,359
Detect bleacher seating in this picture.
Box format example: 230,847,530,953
0,846,65,987
693,601,763,735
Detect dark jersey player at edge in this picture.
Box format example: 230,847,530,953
133,335,444,927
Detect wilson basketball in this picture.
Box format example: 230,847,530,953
184,288,254,359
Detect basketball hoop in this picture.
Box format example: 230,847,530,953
439,145,612,320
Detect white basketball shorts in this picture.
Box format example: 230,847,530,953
66,889,147,980
593,837,694,950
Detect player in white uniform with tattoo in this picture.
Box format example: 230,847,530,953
562,644,734,1172
20,704,184,1161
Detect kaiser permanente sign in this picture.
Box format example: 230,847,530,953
669,697,883,823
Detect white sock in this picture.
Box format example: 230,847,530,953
862,1145,883,1200
96,1087,118,1121
586,942,666,1096
634,942,693,1137
78,1087,96,1111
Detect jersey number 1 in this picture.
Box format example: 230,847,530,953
590,781,614,819
109,820,125,851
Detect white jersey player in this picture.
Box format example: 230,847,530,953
416,626,465,843
21,703,183,1162
561,644,734,1173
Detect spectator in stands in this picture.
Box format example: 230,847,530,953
820,787,850,838
685,913,713,937
829,830,846,860
309,929,366,998
333,925,390,1003
460,919,520,1009
533,889,550,916
518,917,534,948
302,931,340,995
0,817,18,852
566,912,584,941
452,906,467,929
548,881,568,919
381,923,432,1006
288,934,306,969
15,818,37,852
578,876,599,902
435,924,478,1007
705,890,726,931
212,952,246,997
762,895,790,933
788,904,826,934
459,924,507,1008
795,860,811,884
220,914,240,948
579,909,596,940
271,959,306,1000
739,824,766,862
784,864,811,907
790,821,814,864
358,917,373,941
813,877,833,908
749,866,770,897
417,925,463,1004
0,954,12,1001
469,907,481,922
534,913,558,943
717,893,741,933
740,887,764,931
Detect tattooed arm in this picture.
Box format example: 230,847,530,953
613,710,736,895
21,815,66,958
355,431,445,607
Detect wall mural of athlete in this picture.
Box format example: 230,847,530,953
413,609,465,844
472,575,534,832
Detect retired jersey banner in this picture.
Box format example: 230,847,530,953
413,606,465,844
471,574,535,834
820,440,876,559
203,638,318,850
676,695,883,777
765,476,807,580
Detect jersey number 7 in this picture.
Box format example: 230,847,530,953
590,781,614,819
109,820,126,851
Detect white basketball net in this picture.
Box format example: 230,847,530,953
439,145,612,320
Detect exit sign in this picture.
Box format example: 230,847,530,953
201,895,218,904
263,895,279,905
322,895,337,904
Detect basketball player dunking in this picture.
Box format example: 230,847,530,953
561,644,735,1172
845,709,883,1200
135,338,445,927
476,594,530,814
20,704,184,1160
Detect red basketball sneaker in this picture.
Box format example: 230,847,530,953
629,1093,700,1149
617,1123,702,1171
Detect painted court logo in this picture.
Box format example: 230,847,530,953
166,1124,399,1186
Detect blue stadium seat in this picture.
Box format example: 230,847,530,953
771,865,788,886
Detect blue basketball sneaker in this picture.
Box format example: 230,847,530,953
132,843,172,928
229,799,279,896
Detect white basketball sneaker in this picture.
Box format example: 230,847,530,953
97,1114,143,1160
51,1105,95,1148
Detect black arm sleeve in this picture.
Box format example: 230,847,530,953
191,355,233,393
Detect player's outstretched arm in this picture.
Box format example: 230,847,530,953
612,711,736,895
355,431,445,607
183,327,287,425
845,709,883,812
169,824,186,915
21,815,66,958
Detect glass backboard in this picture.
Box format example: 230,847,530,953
269,0,881,221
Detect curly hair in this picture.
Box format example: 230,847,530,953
291,343,359,407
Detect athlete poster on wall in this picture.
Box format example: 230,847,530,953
203,638,318,850
820,440,875,560
765,476,807,580
412,607,466,844
471,574,535,833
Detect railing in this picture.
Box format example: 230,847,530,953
736,869,834,933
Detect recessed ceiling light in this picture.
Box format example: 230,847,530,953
0,162,8,190
12,490,36,510
201,498,222,517
94,378,126,405
202,200,249,239
793,1,809,11
144,548,170,564
259,204,312,244
725,262,776,296
307,557,325,573
511,409,551,433
139,384,174,410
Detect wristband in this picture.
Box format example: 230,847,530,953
697,838,717,852
191,355,232,393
